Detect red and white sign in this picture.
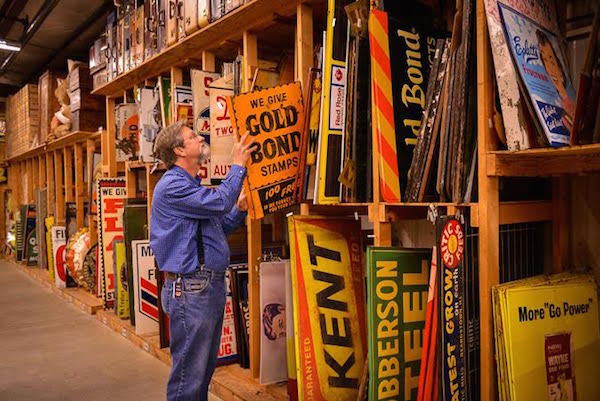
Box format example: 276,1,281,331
440,219,464,269
209,75,234,180
191,69,221,185
218,268,239,364
132,240,159,335
51,226,67,289
97,178,127,308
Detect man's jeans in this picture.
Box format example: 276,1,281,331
161,270,226,401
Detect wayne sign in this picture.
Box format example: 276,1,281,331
231,82,305,219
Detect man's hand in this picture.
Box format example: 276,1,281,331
236,190,248,212
232,132,256,167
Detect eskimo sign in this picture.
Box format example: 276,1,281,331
366,248,430,401
98,178,127,308
231,82,305,219
288,216,366,401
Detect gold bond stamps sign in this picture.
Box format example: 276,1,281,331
231,82,304,219
288,216,366,400
366,247,431,401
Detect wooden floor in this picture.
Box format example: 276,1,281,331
6,259,287,401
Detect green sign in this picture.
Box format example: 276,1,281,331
367,247,431,401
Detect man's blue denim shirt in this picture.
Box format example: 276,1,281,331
149,164,247,273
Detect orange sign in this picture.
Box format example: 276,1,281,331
231,82,305,219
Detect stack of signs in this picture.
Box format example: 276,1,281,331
98,178,127,308
497,3,575,147
45,217,55,281
51,226,67,288
493,274,600,401
259,260,288,384
483,0,559,150
209,74,234,181
113,238,129,319
230,82,304,219
366,247,431,401
138,87,161,163
437,216,467,401
314,0,351,205
285,259,298,400
191,69,220,185
217,268,239,365
288,216,366,400
115,103,140,161
174,85,193,127
230,264,249,368
131,240,159,335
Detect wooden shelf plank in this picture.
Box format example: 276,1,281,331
487,143,600,177
470,200,553,227
91,0,309,97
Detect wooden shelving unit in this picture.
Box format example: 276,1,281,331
7,130,101,230
4,1,599,400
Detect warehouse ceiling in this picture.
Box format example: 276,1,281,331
0,0,112,98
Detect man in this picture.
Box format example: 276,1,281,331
150,121,255,401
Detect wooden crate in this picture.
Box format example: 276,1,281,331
6,84,39,158
71,109,105,132
69,65,94,93
70,88,105,113
39,70,66,145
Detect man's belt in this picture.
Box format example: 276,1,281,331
165,266,224,280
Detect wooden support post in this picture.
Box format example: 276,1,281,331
106,97,117,177
243,29,261,379
75,143,85,229
54,151,65,225
145,165,160,235
87,139,98,241
296,1,313,86
64,147,74,203
26,159,33,203
32,158,39,198
552,177,569,273
38,155,46,189
171,67,183,125
476,1,500,399
126,164,137,199
243,31,258,95
0,186,5,243
46,153,55,216
247,218,262,379
202,51,216,72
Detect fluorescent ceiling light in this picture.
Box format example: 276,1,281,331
0,40,21,52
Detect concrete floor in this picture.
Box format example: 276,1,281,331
0,260,222,401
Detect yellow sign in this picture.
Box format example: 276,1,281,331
494,274,600,401
231,82,305,219
288,216,366,401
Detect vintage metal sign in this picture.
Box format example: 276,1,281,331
191,69,221,185
132,240,159,335
138,87,161,163
115,103,140,161
259,260,288,384
113,238,129,319
98,178,127,309
437,217,467,401
288,216,366,401
209,74,234,180
231,82,304,219
51,226,67,289
366,247,431,401
217,268,239,365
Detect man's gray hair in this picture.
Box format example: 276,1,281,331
153,121,185,169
